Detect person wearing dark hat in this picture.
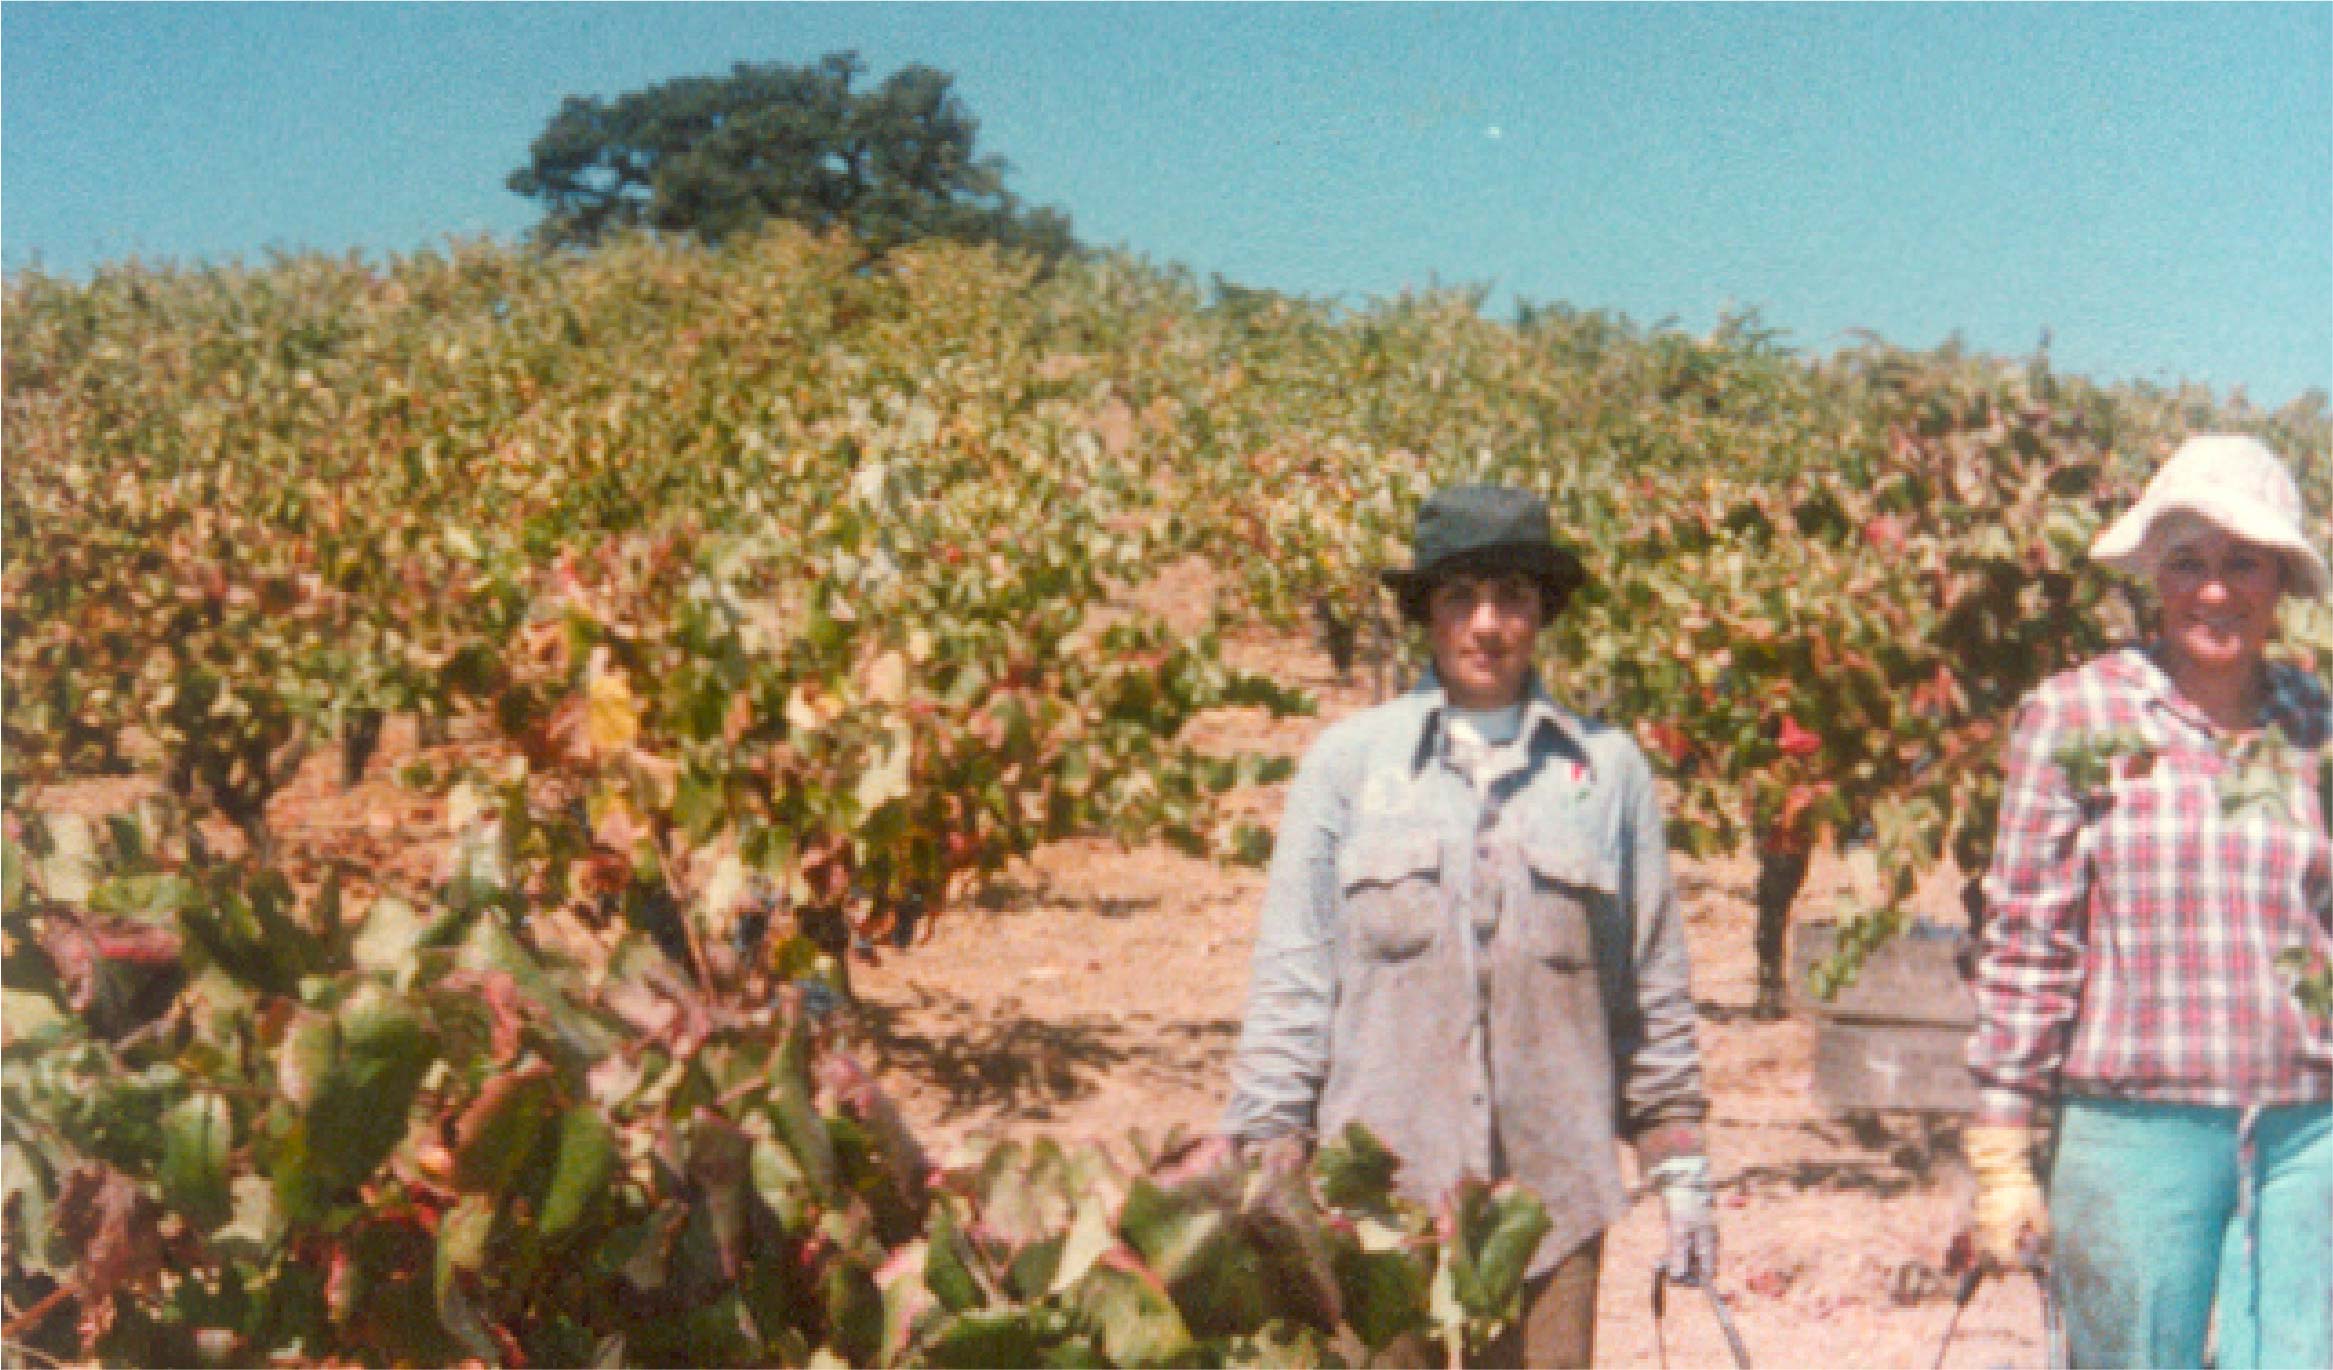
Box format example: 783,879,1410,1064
1215,484,1714,1367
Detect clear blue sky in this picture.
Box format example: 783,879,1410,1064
6,3,2329,404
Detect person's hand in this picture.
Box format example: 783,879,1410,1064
1157,1132,1310,1185
1245,1132,1310,1181
1649,1155,1718,1286
1157,1134,1241,1185
1965,1124,2050,1270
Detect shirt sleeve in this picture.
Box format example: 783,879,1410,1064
1219,731,1350,1142
1614,747,1709,1165
1968,691,2091,1128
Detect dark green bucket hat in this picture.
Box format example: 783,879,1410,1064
1378,484,1589,612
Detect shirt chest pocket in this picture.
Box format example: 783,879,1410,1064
1338,834,1443,962
1516,837,1612,973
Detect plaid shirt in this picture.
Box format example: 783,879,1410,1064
1970,647,2333,1126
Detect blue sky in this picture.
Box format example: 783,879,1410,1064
6,3,2329,404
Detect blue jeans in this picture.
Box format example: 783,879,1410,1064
2047,1098,2332,1369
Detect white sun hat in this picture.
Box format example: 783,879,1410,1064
2091,434,2329,598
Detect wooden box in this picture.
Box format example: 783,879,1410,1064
1790,920,1978,1114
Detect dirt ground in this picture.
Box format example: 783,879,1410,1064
30,571,2048,1369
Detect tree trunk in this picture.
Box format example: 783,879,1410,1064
1752,846,1811,1020
341,708,384,788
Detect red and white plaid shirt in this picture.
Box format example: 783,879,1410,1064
1970,647,2333,1126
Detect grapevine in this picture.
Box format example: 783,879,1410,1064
7,223,2331,1358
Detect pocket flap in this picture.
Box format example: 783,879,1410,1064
1522,837,1615,894
1338,834,1442,890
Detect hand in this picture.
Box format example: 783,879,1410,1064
1650,1155,1719,1286
1157,1132,1309,1186
1244,1132,1312,1180
1157,1134,1240,1185
1964,1124,2050,1270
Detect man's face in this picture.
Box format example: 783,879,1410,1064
1425,570,1544,708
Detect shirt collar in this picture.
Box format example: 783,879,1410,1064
1408,669,1589,772
2112,643,2324,741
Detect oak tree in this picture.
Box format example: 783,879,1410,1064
508,52,1076,261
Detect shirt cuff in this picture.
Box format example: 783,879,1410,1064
1974,1087,2042,1129
1631,1119,1707,1172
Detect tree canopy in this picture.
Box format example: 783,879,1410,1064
507,52,1077,261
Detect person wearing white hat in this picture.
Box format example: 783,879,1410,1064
1967,434,2333,1368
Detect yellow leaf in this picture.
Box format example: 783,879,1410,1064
586,663,641,753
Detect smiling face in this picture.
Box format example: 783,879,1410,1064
1424,570,1545,708
2151,519,2285,683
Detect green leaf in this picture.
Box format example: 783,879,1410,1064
687,1112,754,1286
1072,1258,1193,1366
2,1141,56,1277
537,1107,616,1239
159,1093,235,1231
88,873,198,922
1446,1181,1552,1323
1118,1176,1269,1336
749,1131,811,1236
1005,1233,1066,1302
180,880,300,997
2219,726,2298,824
765,1020,837,1197
1314,1122,1402,1213
314,988,434,1182
823,1256,886,1366
452,1062,557,1193
674,768,725,843
976,1137,1069,1248
1049,1190,1117,1294
923,1308,1067,1368
1335,1247,1433,1351
434,1193,500,1364
924,1196,988,1313
273,988,434,1215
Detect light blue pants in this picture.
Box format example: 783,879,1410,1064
2047,1098,2332,1369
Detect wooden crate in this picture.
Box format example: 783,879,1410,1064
1790,920,1978,1114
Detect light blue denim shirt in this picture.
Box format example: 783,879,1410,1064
1222,675,1707,1269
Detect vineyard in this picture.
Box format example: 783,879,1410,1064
6,224,2331,1365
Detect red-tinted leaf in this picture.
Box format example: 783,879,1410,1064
451,1062,558,1193
51,1164,168,1307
